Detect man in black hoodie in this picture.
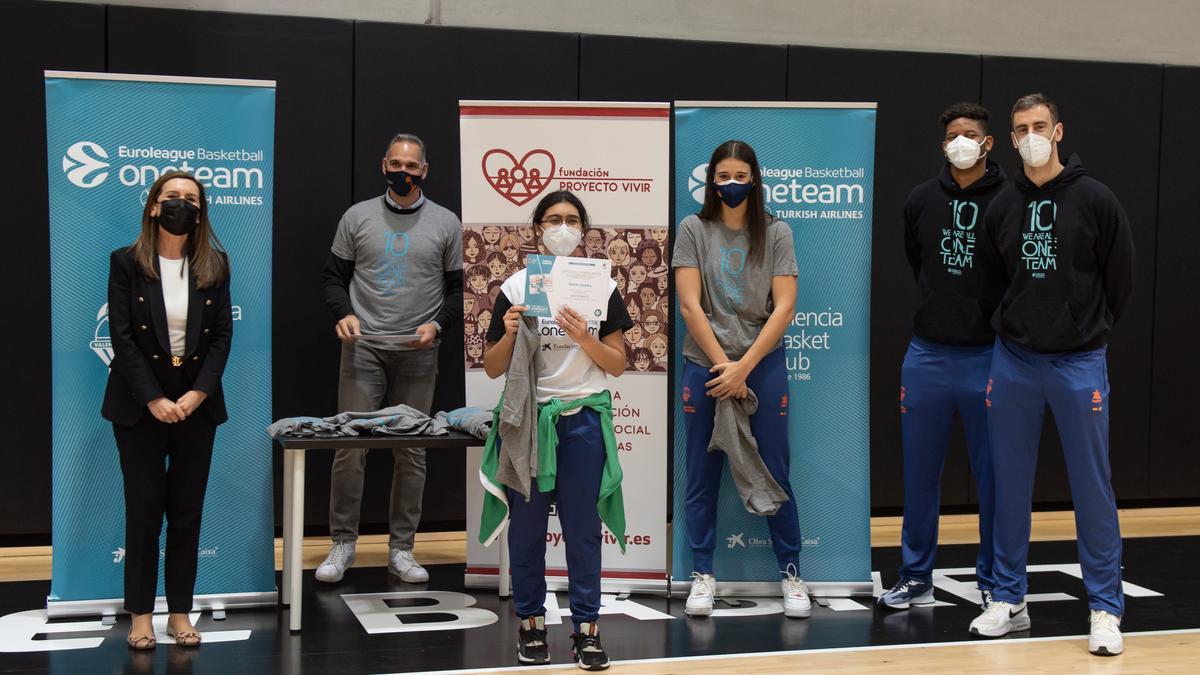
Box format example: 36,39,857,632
969,94,1134,657
879,103,1006,611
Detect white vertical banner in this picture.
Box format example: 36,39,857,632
459,101,670,590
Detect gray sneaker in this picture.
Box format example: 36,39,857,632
389,548,429,583
315,541,355,583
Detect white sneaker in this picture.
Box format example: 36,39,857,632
389,548,429,583
1089,610,1123,656
314,541,355,583
969,599,1031,637
781,565,812,619
685,572,716,617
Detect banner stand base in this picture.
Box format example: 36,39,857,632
46,590,278,619
668,580,873,598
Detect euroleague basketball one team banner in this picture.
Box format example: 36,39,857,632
460,101,671,588
672,103,876,591
44,72,276,612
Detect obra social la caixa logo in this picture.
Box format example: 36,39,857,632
62,141,111,188
482,148,556,206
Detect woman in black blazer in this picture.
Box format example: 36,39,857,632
101,170,232,649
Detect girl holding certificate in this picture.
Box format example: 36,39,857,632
481,190,633,671
674,140,809,620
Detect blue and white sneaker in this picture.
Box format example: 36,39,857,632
877,578,935,609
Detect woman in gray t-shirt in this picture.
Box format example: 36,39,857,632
673,140,809,620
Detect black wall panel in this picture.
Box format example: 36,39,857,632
350,22,579,530
980,56,1160,503
787,47,983,510
0,1,105,538
580,35,786,101
1149,66,1200,499
106,6,355,529
4,8,1195,541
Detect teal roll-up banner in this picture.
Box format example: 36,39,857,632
672,102,875,589
45,72,276,611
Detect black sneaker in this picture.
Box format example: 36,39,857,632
518,614,549,662
570,622,610,671
517,616,550,665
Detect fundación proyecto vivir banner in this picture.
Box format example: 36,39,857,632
459,101,670,591
45,72,276,615
672,102,876,595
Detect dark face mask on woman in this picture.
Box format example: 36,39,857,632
157,199,200,236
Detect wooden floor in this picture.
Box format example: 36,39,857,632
3,507,1196,673
1,507,1194,582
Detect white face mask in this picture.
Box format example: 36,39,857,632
945,135,988,170
541,223,582,256
1016,127,1056,168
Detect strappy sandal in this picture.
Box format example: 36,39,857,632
167,626,201,647
127,633,157,650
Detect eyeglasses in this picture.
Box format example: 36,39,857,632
541,216,581,226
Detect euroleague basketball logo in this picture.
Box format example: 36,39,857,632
482,148,556,206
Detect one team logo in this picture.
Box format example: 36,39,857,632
482,148,555,206
688,163,708,205
62,141,110,188
1091,389,1103,413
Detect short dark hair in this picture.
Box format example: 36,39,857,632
384,133,426,162
939,102,990,134
531,190,590,229
1011,93,1059,125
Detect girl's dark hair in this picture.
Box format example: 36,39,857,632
623,292,644,312
532,190,590,228
133,171,228,288
699,140,768,264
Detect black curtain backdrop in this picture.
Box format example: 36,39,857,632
2,0,1195,540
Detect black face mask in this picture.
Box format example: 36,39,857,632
157,199,200,236
385,170,423,197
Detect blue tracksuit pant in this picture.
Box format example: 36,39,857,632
682,348,801,573
506,408,605,630
899,336,995,589
987,337,1124,616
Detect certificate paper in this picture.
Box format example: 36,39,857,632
524,254,611,320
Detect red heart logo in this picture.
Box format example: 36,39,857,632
482,149,556,206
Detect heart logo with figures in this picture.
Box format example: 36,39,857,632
482,149,556,206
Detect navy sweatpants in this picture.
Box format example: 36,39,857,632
506,408,606,630
987,337,1124,616
899,337,995,589
682,348,801,573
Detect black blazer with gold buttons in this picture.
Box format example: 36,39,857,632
101,246,232,427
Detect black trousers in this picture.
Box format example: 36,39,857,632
113,368,216,614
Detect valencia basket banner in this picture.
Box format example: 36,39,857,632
672,102,876,594
45,72,276,614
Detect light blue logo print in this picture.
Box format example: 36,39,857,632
941,199,978,274
379,231,410,295
717,245,747,309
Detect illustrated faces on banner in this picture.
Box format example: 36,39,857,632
461,225,669,373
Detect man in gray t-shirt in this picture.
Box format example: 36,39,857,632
672,214,799,367
316,133,463,584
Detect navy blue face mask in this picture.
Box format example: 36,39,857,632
385,170,423,197
714,179,754,208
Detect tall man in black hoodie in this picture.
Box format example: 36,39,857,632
878,103,1006,611
969,94,1134,657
